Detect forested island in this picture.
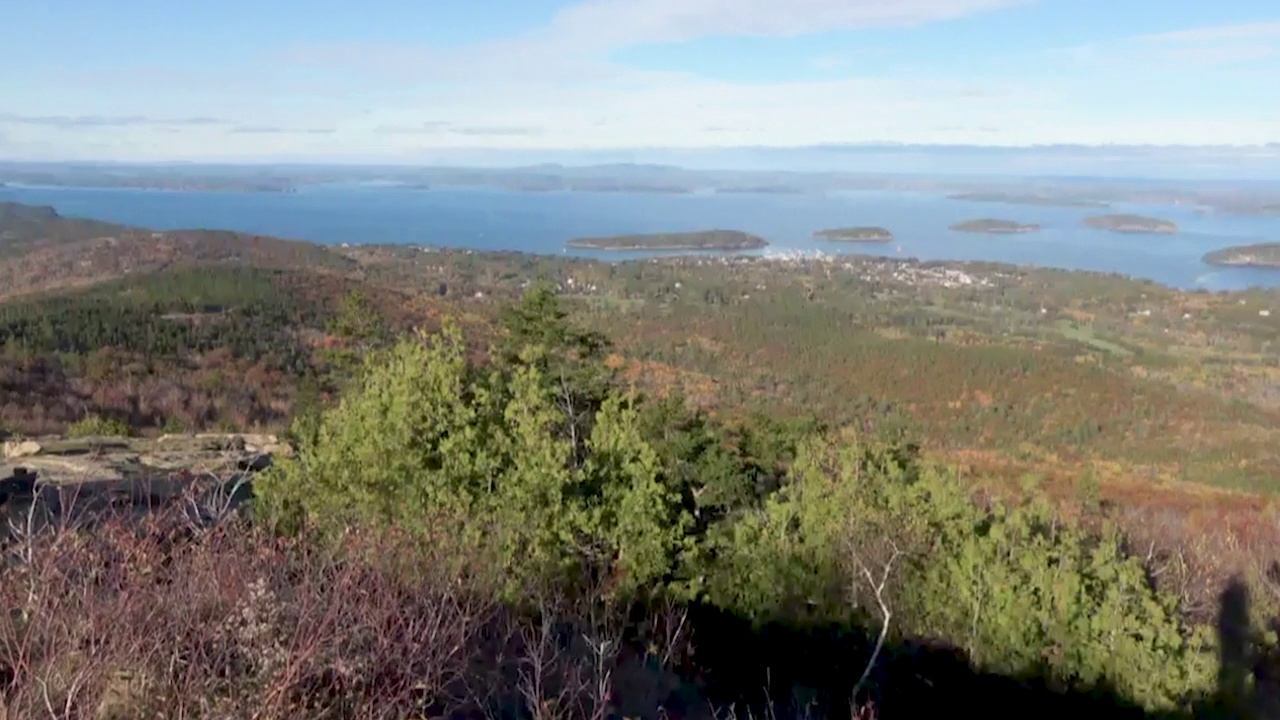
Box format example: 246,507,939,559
814,226,894,242
715,186,805,195
1084,214,1179,234
1202,242,1280,268
949,218,1041,234
566,230,768,250
948,192,1111,208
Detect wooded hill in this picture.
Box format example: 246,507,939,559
2,202,1280,716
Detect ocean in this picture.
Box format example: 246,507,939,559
2,183,1278,292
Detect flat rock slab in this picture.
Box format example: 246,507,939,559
0,434,288,531
2,439,42,459
2,433,287,487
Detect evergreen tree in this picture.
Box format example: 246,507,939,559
322,289,391,387
496,283,616,468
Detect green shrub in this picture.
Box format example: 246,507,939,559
66,414,134,438
698,435,1214,711
256,322,688,601
903,492,1214,709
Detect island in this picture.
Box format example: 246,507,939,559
566,230,768,251
948,192,1110,208
1083,214,1178,234
814,226,894,243
949,219,1041,234
571,183,693,194
1202,242,1280,268
715,186,805,195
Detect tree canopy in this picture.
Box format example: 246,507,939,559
256,286,1216,711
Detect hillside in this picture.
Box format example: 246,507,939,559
0,202,353,300
0,201,130,256
4,201,1277,490
4,202,1280,716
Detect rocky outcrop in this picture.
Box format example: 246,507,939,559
0,433,289,535
3,439,42,459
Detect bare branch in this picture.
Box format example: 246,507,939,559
848,543,901,705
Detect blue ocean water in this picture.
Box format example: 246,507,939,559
1,183,1278,291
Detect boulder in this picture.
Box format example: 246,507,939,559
3,439,41,459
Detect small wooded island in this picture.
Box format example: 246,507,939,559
715,186,804,195
565,229,769,251
948,192,1110,208
1202,242,1280,268
814,227,894,242
1084,214,1178,234
949,218,1041,234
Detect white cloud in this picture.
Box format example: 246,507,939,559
8,1,1280,159
11,60,1277,160
1064,20,1280,68
347,72,1063,148
236,0,1041,156
0,113,229,129
543,0,1032,48
277,0,1030,88
1136,21,1280,44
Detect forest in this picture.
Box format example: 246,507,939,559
1,205,1280,717
0,264,411,433
2,285,1271,719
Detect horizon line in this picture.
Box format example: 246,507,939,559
4,140,1280,165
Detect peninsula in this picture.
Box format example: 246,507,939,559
949,218,1041,234
566,230,768,251
814,227,894,242
1084,214,1178,234
1202,242,1280,269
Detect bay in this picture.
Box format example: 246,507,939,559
2,183,1278,291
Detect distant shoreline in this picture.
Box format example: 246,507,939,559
566,230,769,251
0,181,297,194
5,160,1280,217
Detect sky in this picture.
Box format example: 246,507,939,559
2,0,1279,163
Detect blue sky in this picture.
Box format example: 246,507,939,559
2,0,1279,162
